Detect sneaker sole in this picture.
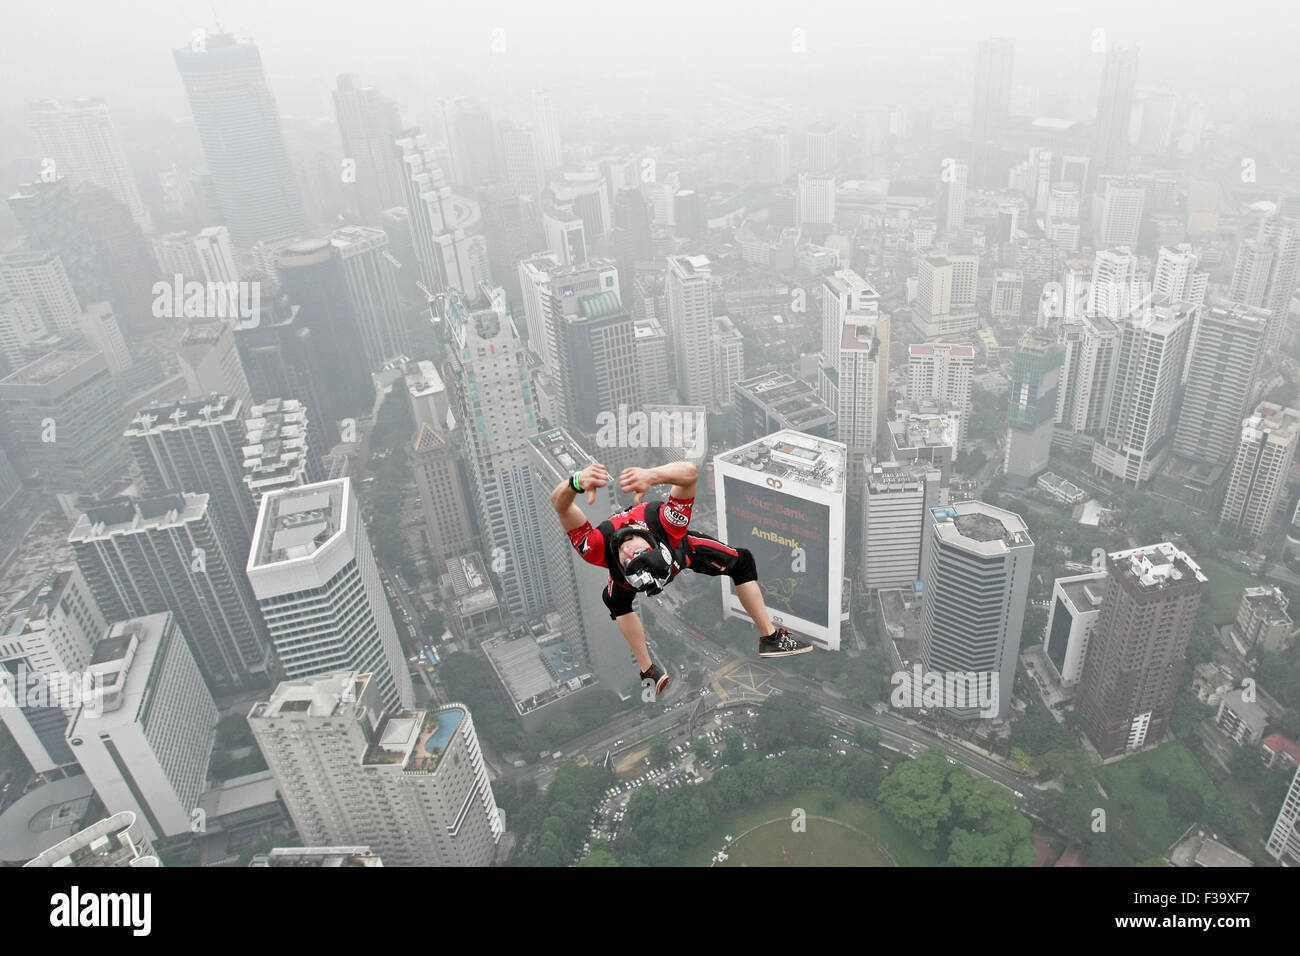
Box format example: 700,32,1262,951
758,645,814,658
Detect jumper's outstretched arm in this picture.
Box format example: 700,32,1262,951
550,461,608,532
618,460,698,503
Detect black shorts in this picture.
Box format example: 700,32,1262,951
601,533,757,620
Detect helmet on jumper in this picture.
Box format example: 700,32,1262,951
610,524,673,594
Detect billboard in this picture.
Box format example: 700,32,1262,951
722,475,831,628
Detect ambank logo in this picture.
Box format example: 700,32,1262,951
890,665,999,718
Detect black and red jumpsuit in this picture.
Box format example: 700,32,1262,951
566,494,758,620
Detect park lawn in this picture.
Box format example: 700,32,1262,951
721,817,890,866
1195,558,1259,625
672,787,942,867
1097,741,1221,854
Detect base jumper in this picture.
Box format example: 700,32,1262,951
549,460,813,698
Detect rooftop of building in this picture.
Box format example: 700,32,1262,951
1240,586,1291,623
0,350,97,387
908,343,974,358
0,570,72,635
889,410,960,450
127,394,240,433
69,492,207,540
250,672,372,722
178,321,231,347
734,371,835,426
249,846,382,867
1108,542,1207,588
0,775,97,865
21,811,153,868
1058,572,1106,612
529,428,593,480
716,429,845,494
1261,733,1300,762
877,587,923,668
482,629,593,715
930,501,1032,552
364,705,465,773
1193,838,1254,868
251,479,347,566
403,360,445,399
1219,688,1270,725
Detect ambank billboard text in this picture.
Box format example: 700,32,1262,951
723,476,829,627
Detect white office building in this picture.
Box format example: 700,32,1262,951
1042,570,1106,686
1091,305,1192,487
715,431,847,650
1221,403,1300,540
667,255,715,408
0,569,106,773
247,478,414,713
861,462,945,591
919,502,1034,720
248,671,503,867
66,613,218,841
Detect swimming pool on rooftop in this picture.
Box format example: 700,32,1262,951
424,709,463,754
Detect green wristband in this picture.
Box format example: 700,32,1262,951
571,471,584,492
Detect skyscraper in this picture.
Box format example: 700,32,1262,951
404,361,475,563
394,130,486,298
9,178,157,319
907,342,974,450
667,255,715,408
1092,306,1192,487
70,492,273,692
441,96,498,190
1004,329,1063,488
247,478,413,712
804,123,838,174
1054,313,1118,440
912,255,979,338
943,160,969,233
276,238,377,421
798,173,836,226
712,316,746,410
633,316,669,405
1221,403,1300,541
0,250,81,336
1172,301,1267,468
332,74,405,223
330,225,411,371
1091,46,1139,181
541,259,634,433
1077,543,1207,757
499,123,546,200
861,462,945,591
0,568,106,773
173,32,304,250
532,88,564,171
248,672,503,867
152,227,239,284
833,309,890,492
242,397,320,504
919,502,1034,720
971,38,1014,184
0,350,128,496
714,431,847,650
65,613,218,842
28,98,150,231
126,394,256,563
178,321,253,407
1152,244,1208,307
528,428,630,687
1096,178,1146,248
440,295,550,618
758,128,790,185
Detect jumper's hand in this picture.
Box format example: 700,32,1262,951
580,463,609,504
619,467,655,504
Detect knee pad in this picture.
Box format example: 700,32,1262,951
730,548,758,585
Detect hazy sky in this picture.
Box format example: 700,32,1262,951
2,0,1288,115
0,0,1294,189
